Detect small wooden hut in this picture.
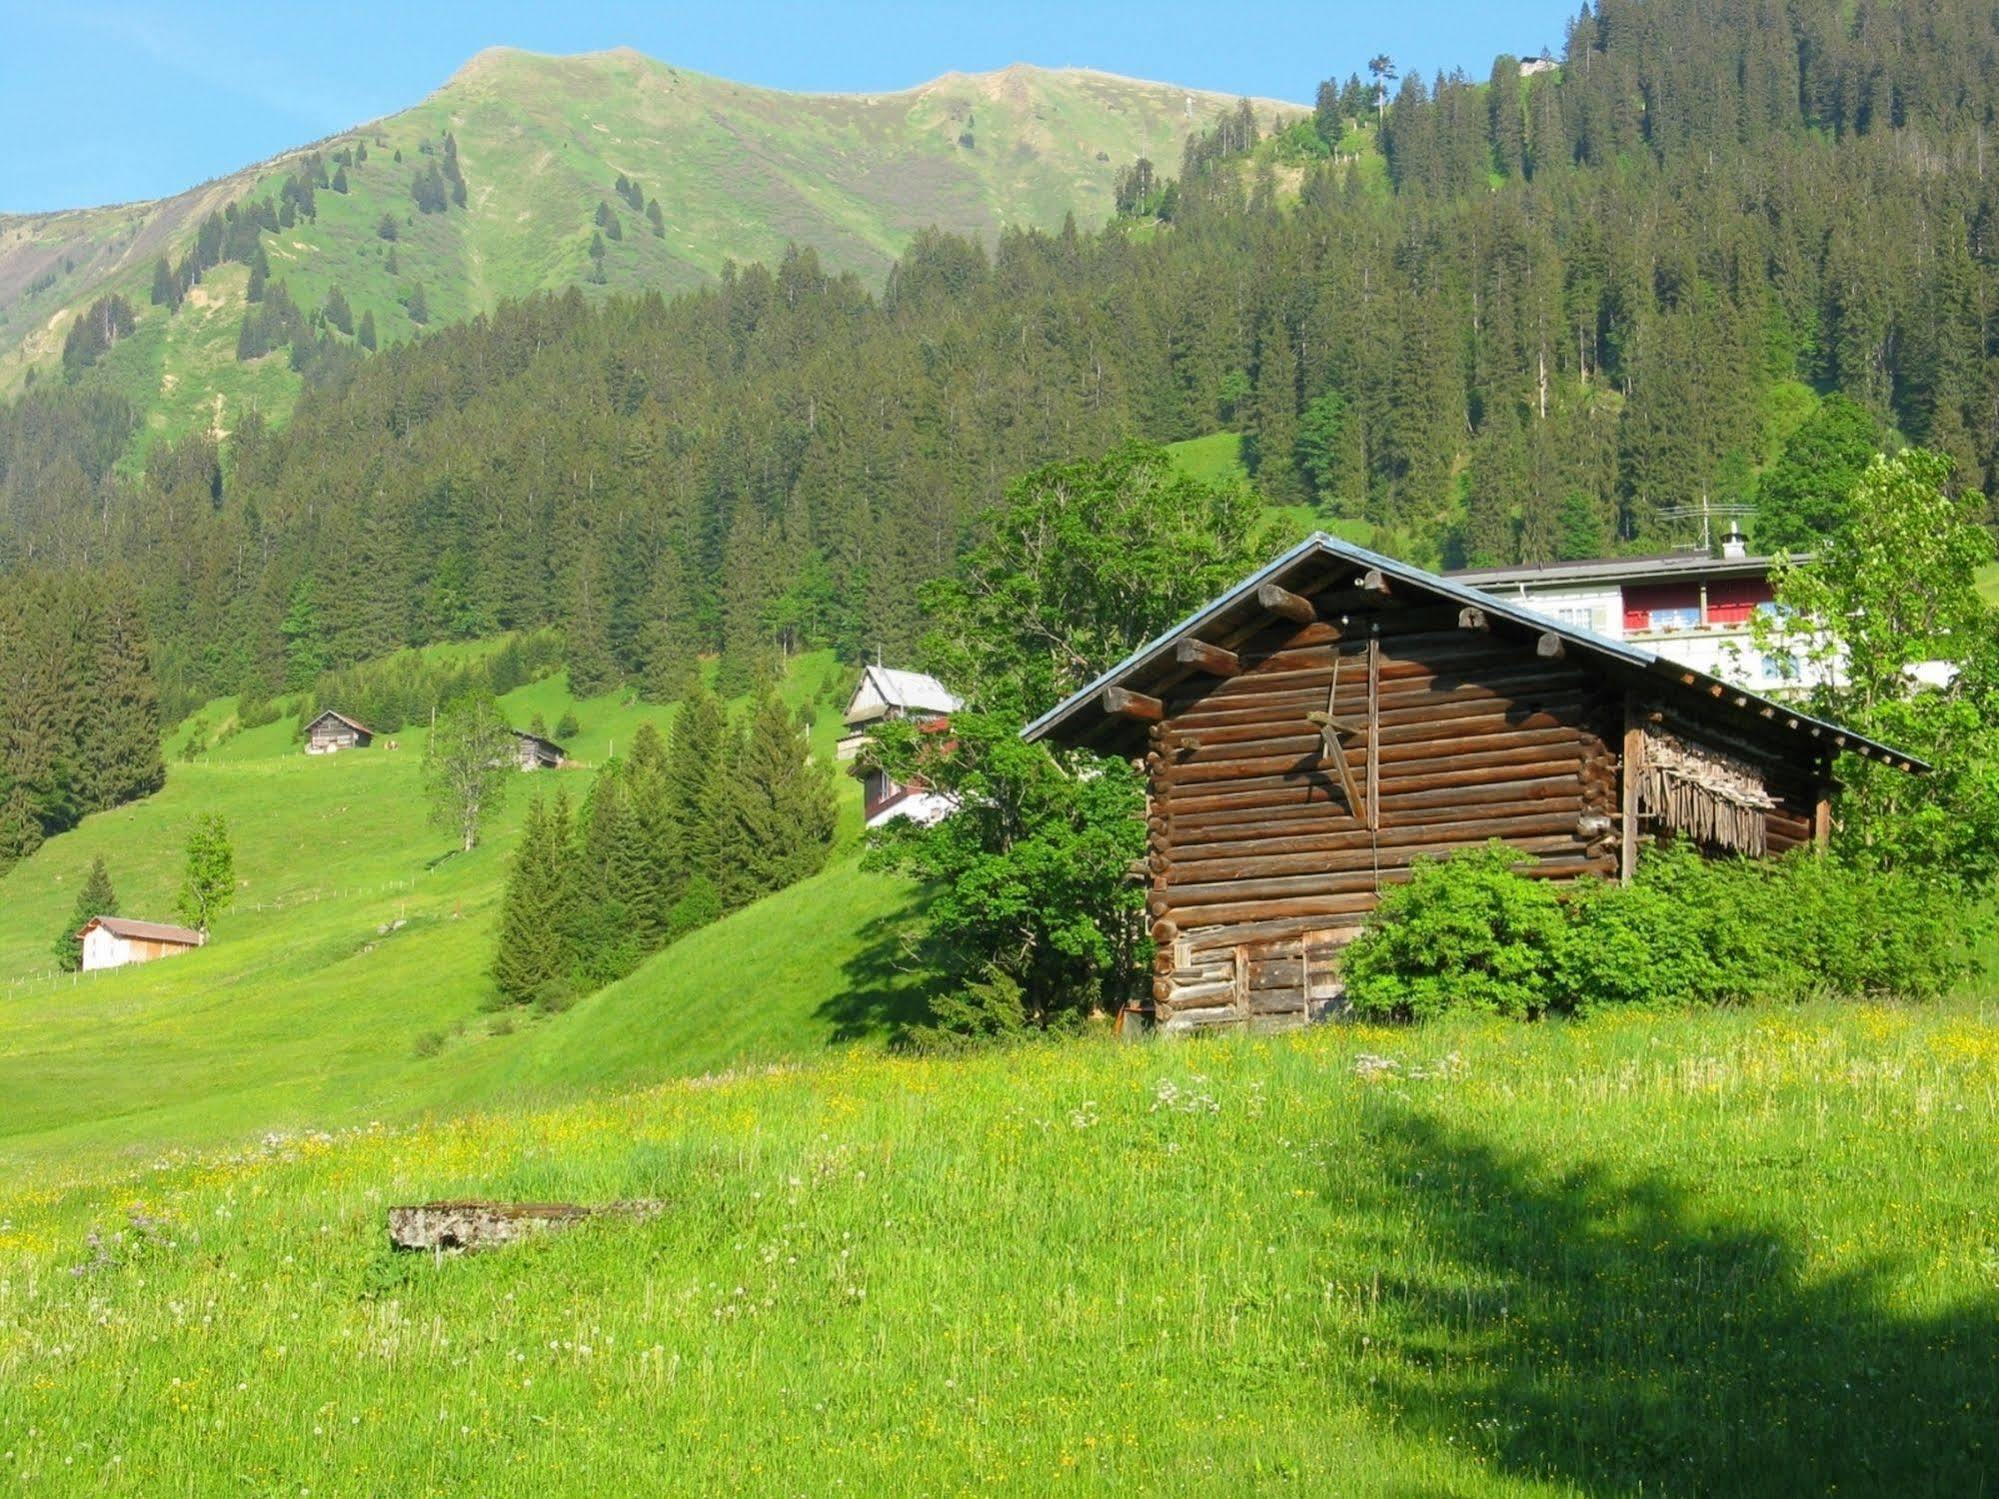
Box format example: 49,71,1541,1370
304,709,373,754
77,916,204,971
511,731,566,770
1024,534,1923,1034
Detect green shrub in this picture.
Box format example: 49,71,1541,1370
1343,842,1569,1021
1349,839,1976,1022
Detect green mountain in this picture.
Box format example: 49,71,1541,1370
0,48,1299,445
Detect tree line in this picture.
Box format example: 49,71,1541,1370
492,686,836,1008
0,569,165,872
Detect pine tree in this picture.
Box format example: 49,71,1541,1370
331,166,349,193
406,283,429,325
660,685,725,901
565,549,618,697
150,258,176,308
622,720,675,944
713,691,835,911
357,310,377,351
76,572,164,812
280,579,324,690
562,767,643,985
174,813,234,934
492,793,573,1006
647,199,665,237
636,549,701,702
323,286,353,336
54,855,117,972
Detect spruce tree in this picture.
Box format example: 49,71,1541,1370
660,685,725,901
55,855,118,972
357,310,377,351
492,793,573,1006
77,572,164,812
562,767,643,986
713,691,835,910
621,721,675,945
406,283,429,325
565,552,618,697
323,286,353,336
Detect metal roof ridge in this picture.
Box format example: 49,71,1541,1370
1017,532,1929,771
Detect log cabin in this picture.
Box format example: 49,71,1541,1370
303,709,373,754
1023,534,1924,1035
511,730,566,770
77,916,204,971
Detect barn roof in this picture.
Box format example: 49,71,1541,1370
79,915,204,945
846,666,961,722
1021,532,1927,770
305,708,373,736
512,730,567,756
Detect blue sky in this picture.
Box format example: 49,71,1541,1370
0,0,1566,213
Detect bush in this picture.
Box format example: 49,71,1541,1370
1343,843,1569,1021
1346,839,1976,1022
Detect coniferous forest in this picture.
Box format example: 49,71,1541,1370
4,0,1999,820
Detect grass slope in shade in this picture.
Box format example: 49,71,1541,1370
3,1004,1996,1493
0,650,898,1165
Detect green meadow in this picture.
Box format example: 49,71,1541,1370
0,649,916,1168
3,1005,1995,1493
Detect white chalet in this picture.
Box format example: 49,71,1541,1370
839,665,962,830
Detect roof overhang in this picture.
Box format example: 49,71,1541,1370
1021,533,1927,772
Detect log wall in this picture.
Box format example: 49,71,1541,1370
1145,612,1621,1034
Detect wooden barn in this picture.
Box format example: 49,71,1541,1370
1023,534,1923,1035
304,709,373,754
76,916,204,972
511,730,566,770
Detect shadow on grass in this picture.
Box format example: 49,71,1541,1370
819,909,942,1044
1361,1112,1999,1495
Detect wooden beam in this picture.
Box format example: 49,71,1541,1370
1536,632,1565,660
1174,637,1240,677
1257,582,1317,624
1102,686,1163,722
1356,568,1391,599
1812,780,1833,851
1620,694,1643,885
1457,606,1490,633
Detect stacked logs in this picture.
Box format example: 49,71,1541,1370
1143,617,1616,1028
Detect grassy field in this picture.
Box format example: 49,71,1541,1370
1,52,1303,449
1164,430,1381,550
2,1002,1995,1493
0,647,920,1168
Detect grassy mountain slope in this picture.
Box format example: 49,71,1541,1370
0,646,920,1168
0,50,1300,446
4,1002,1996,1491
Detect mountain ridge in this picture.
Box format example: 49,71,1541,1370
0,50,1301,444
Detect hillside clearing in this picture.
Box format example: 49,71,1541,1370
3,1002,1995,1493
0,649,902,1168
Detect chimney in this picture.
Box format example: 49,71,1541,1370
1719,522,1748,561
